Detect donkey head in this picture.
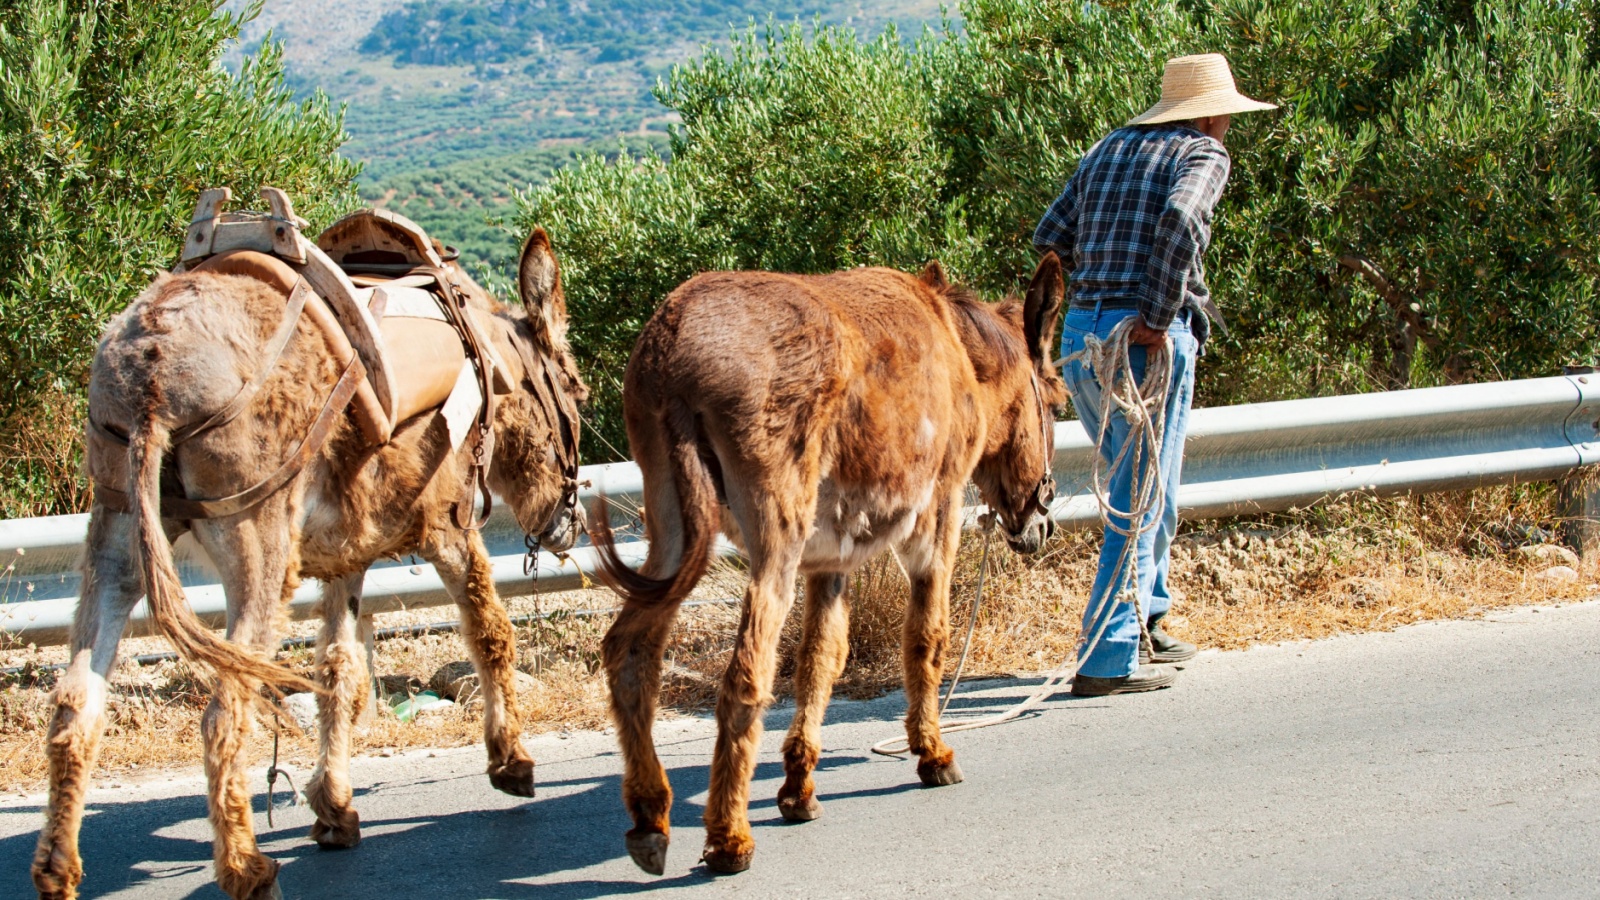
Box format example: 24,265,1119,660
484,229,591,552
942,253,1067,555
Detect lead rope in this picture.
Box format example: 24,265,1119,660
872,317,1171,756
264,709,297,827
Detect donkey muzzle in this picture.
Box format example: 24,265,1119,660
1004,516,1052,555
1003,477,1055,554
537,496,585,554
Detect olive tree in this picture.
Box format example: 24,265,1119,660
0,0,358,514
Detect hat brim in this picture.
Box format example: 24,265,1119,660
1128,91,1278,126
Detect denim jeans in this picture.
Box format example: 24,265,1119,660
1060,305,1197,678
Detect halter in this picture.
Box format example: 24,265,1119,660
1020,369,1058,527
504,327,584,553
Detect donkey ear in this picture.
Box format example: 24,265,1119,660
1023,252,1065,363
517,228,568,342
918,260,950,290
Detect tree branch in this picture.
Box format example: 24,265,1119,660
1337,253,1441,350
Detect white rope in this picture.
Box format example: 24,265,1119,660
871,316,1173,757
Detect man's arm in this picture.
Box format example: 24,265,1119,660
1033,170,1080,262
1137,139,1231,330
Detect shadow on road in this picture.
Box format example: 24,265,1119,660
1,675,1079,898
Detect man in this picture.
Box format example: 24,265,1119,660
1034,53,1276,696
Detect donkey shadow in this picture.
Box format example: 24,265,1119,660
0,749,897,899
0,677,1078,898
269,750,886,900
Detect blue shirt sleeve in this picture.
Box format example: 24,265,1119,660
1033,169,1081,265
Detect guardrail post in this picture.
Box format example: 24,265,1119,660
1560,465,1600,570
357,609,378,729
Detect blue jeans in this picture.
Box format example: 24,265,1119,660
1060,305,1197,678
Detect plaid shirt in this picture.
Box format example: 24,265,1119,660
1033,124,1231,331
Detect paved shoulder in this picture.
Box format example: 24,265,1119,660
4,603,1598,898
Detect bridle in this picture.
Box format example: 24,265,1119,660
503,323,583,554
1012,369,1057,535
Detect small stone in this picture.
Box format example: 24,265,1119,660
1334,576,1391,608
428,661,477,699
378,674,425,698
1519,544,1581,568
430,661,536,701
281,692,319,733
414,698,456,718
1535,565,1580,583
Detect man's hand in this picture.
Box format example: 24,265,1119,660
1128,320,1169,347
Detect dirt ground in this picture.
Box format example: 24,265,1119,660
0,484,1589,793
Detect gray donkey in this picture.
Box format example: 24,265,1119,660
32,230,586,900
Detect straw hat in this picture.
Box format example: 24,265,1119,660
1128,53,1277,126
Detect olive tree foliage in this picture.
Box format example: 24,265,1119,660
0,0,358,515
517,24,968,450
518,0,1600,459
1204,0,1600,397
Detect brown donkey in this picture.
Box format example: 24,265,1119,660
31,231,587,900
591,254,1067,874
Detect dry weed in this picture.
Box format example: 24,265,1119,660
0,483,1590,791
0,388,91,519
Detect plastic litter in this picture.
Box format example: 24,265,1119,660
388,690,455,723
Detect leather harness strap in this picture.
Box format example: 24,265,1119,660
416,266,499,531
90,278,313,452
172,279,313,445
95,356,365,520
91,275,363,521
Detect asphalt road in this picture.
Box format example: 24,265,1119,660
5,601,1599,899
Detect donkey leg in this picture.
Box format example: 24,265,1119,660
776,572,851,823
426,529,534,797
702,544,802,873
899,499,964,788
602,596,686,875
305,572,366,849
191,515,295,900
32,510,147,900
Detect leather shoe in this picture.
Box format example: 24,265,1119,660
1138,619,1197,664
1070,664,1177,697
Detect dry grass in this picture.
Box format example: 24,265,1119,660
0,483,1590,792
0,388,91,519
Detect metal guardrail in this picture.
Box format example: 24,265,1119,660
3,374,1598,646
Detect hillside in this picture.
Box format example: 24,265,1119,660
231,0,945,279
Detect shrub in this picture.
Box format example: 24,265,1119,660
0,0,359,515
519,0,1600,460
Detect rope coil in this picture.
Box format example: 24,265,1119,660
871,317,1172,756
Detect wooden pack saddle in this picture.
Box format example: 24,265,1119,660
177,187,513,448
92,187,511,526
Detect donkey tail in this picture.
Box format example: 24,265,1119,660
587,401,717,608
127,418,317,694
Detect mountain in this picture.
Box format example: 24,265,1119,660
230,0,943,279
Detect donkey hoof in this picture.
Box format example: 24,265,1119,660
625,830,669,876
777,791,823,822
700,842,754,874
488,758,536,798
917,757,965,787
242,874,284,900
309,809,362,849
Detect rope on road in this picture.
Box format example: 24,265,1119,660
871,316,1173,756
